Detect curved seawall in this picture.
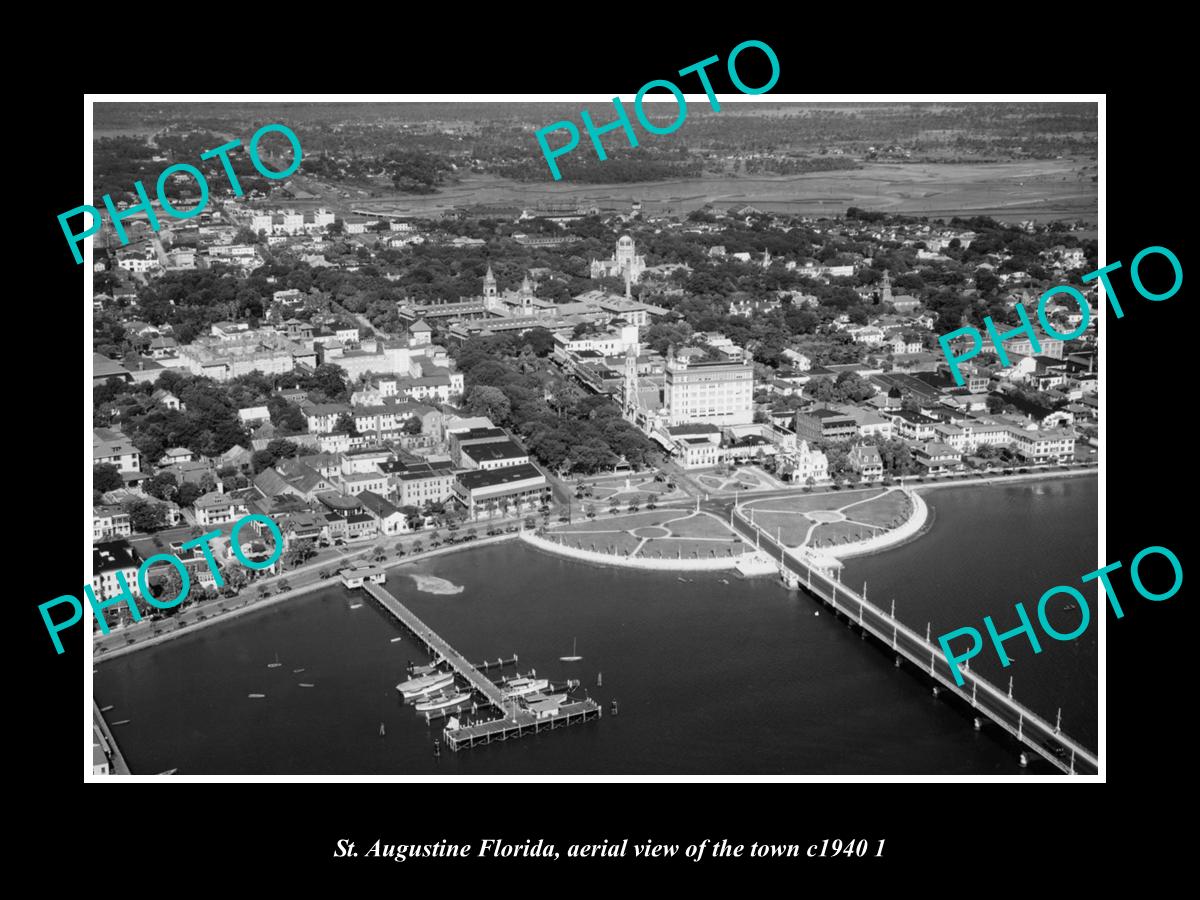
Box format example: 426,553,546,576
828,489,930,560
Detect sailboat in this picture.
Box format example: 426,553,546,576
267,653,282,669
560,638,583,662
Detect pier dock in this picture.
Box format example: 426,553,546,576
361,582,600,752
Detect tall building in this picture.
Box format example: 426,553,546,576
590,235,646,283
664,349,754,426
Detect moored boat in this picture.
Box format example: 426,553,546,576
396,671,455,699
414,691,471,712
501,677,550,699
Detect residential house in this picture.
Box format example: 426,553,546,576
193,491,249,527
93,427,141,473
848,444,884,482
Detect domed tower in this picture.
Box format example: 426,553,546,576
616,234,636,270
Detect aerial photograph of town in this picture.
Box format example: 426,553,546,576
87,99,1099,776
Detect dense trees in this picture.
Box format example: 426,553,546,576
453,334,656,475
252,439,300,474
123,497,168,533
94,370,249,463
94,464,123,493
808,371,877,403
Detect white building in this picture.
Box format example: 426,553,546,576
664,349,754,427
590,235,646,283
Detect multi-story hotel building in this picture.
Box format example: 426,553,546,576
664,350,754,427
177,329,316,381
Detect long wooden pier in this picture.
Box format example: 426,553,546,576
361,582,600,752
732,509,1100,775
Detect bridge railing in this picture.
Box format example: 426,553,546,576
732,506,1099,773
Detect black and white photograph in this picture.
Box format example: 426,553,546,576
78,95,1109,779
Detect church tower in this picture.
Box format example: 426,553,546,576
483,265,497,301
623,344,640,423
880,269,893,305
519,273,534,313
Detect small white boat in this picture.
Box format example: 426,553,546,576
396,671,455,699
100,705,114,712
298,683,315,688
349,602,363,610
415,691,471,712
247,694,266,699
502,677,550,700
267,653,282,669
560,637,583,662
292,668,305,673
112,719,131,725
390,637,404,643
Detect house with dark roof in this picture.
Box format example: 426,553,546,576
357,490,407,534
92,355,133,386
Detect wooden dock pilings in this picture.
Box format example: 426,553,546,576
359,582,601,752
443,701,602,752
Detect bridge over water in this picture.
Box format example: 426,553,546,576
723,503,1099,776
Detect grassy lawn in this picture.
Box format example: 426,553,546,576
553,531,642,555
843,490,912,528
661,513,737,539
747,488,884,514
555,511,676,533
640,538,748,559
745,512,812,547
811,521,879,546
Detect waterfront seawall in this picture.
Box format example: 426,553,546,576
826,489,930,561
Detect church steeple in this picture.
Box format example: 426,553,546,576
483,265,497,300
